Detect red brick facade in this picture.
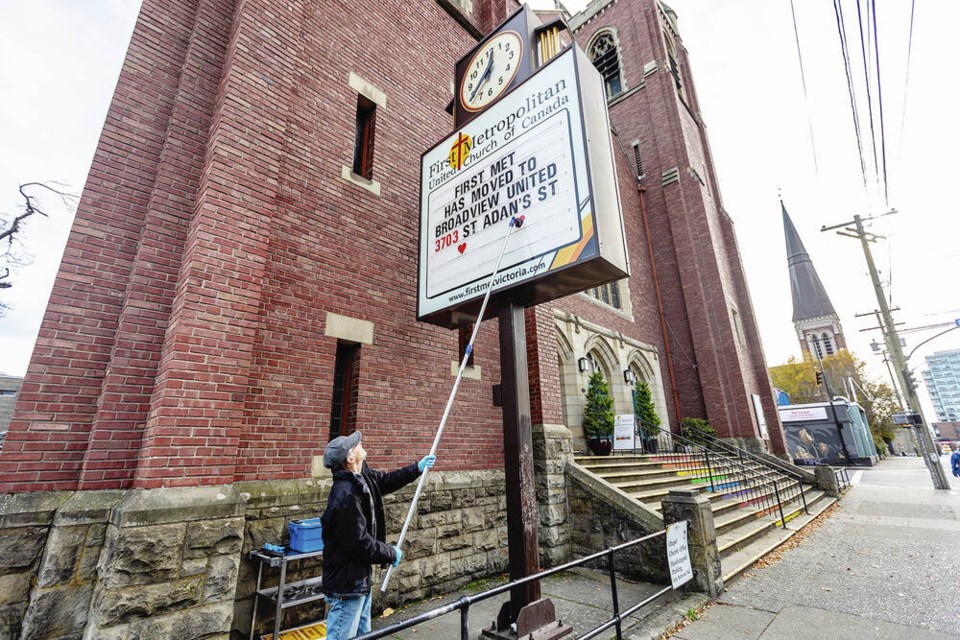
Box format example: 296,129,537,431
0,0,785,493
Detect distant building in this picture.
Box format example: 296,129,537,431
782,201,846,358
778,400,878,466
932,421,960,441
923,350,960,422
0,375,22,446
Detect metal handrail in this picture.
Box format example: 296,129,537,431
625,420,810,526
834,467,850,492
355,526,677,640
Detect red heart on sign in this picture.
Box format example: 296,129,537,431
458,243,467,254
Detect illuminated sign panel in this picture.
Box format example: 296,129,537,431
418,47,628,327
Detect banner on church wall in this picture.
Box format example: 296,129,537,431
417,47,628,327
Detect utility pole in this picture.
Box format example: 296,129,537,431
822,211,951,489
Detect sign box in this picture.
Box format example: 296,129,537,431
666,521,693,589
418,46,629,327
778,407,829,422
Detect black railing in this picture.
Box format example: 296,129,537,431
834,467,850,492
613,421,809,529
356,526,679,640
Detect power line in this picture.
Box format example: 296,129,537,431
789,0,819,174
833,0,869,190
855,0,881,198
870,0,890,206
898,0,916,161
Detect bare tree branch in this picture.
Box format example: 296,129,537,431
0,182,77,314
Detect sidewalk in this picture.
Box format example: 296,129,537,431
671,456,960,639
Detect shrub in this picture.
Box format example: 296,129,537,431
681,417,716,445
633,380,661,435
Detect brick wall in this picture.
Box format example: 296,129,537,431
569,0,785,449
1,0,786,490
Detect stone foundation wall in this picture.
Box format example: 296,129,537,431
566,463,669,585
0,492,71,638
0,470,518,640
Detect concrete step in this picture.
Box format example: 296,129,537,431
718,492,837,584
720,525,796,584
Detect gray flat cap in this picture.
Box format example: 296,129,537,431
323,431,362,469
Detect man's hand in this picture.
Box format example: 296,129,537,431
391,545,402,567
418,455,436,472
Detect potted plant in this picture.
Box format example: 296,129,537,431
633,380,661,454
583,370,614,455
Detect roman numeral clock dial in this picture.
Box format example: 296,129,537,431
460,31,523,112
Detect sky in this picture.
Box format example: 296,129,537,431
1,0,958,415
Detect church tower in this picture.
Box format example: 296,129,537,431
782,201,846,358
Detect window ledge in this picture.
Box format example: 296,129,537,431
451,361,481,380
341,166,381,196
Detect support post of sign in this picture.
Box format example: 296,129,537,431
485,301,571,640
499,301,540,615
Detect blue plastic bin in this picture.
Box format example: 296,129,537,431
288,518,323,553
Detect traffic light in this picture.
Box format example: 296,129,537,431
903,368,918,392
815,370,824,386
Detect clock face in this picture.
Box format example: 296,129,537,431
460,31,523,113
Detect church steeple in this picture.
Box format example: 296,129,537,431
782,201,846,358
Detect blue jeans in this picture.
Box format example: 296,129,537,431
325,592,372,640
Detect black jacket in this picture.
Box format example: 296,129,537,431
321,460,421,597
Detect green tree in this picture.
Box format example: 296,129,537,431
769,351,900,451
583,370,614,439
633,380,660,434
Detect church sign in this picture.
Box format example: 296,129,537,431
418,46,629,328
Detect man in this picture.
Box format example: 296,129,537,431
321,431,435,639
950,445,960,479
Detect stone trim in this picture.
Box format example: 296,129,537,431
324,312,374,345
0,491,73,527
566,461,662,532
339,165,382,196
451,361,481,380
348,72,387,109
109,485,244,527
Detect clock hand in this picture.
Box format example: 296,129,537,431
468,50,495,102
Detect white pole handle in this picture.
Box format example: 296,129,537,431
381,216,524,591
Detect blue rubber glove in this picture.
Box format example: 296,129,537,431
391,545,402,567
418,455,436,473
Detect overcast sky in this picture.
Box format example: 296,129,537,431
1,1,957,415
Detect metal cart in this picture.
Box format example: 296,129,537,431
249,548,324,639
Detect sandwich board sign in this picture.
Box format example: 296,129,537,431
418,46,629,328
614,414,636,451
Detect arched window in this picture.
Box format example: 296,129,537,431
822,332,835,356
588,31,624,99
663,32,687,103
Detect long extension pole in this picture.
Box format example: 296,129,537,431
382,215,525,591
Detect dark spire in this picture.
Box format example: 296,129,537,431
782,201,836,322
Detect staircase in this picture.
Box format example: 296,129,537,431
574,432,838,583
